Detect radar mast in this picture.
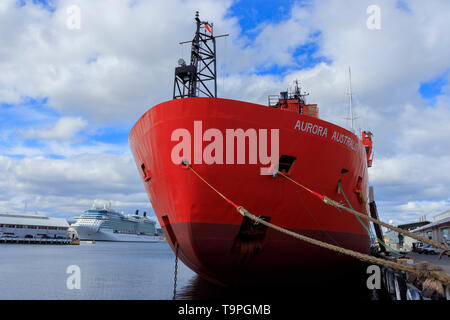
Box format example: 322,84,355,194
173,11,228,99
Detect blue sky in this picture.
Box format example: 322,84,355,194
419,70,449,105
0,0,449,226
228,0,300,39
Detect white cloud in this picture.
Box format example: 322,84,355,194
22,116,87,140
397,201,444,214
0,153,151,219
0,0,238,123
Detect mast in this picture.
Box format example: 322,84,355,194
347,67,356,133
292,79,308,106
173,11,228,99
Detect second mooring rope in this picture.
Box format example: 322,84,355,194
181,163,450,285
277,171,449,253
337,181,405,256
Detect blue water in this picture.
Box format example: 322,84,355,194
0,241,373,300
0,242,195,300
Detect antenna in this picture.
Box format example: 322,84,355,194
346,67,358,133
292,79,309,105
173,11,229,99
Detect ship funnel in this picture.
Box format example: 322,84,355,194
143,212,147,217
135,209,139,215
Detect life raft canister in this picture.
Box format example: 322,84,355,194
362,131,373,167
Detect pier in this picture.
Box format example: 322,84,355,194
406,252,450,274
0,237,74,245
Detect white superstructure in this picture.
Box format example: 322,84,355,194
0,212,70,239
71,204,159,242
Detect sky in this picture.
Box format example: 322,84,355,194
0,0,449,227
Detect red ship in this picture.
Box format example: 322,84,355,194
129,12,374,286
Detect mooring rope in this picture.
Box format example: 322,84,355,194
293,186,343,248
182,160,239,209
181,162,450,285
277,171,449,253
235,206,450,285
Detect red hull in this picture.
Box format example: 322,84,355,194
129,97,371,286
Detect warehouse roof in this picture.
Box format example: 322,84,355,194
0,213,69,228
412,217,450,233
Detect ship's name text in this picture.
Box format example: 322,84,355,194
294,120,328,137
293,120,357,151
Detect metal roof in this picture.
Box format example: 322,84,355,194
0,213,69,228
397,221,431,230
433,209,450,221
412,216,450,233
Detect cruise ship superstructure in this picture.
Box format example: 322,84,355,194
71,204,159,242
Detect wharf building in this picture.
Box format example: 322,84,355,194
0,212,70,240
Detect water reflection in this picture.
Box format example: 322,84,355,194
176,273,375,301
0,242,379,300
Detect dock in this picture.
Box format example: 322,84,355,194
0,237,74,245
406,252,450,274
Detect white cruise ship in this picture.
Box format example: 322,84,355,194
71,204,159,242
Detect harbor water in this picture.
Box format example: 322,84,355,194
0,241,373,300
